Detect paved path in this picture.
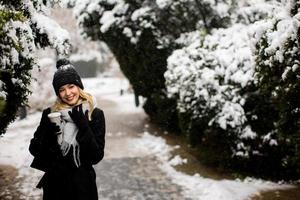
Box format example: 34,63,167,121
95,97,187,200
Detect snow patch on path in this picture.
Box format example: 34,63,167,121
0,112,43,199
130,132,293,200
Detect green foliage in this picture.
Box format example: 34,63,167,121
0,8,33,134
0,98,6,113
143,91,179,131
254,0,300,179
0,9,25,30
0,9,26,53
0,62,33,134
0,0,69,135
197,128,233,169
0,0,22,8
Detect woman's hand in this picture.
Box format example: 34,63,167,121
40,108,61,135
68,104,89,130
49,122,61,135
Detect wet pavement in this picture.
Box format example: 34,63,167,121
95,96,187,200
96,157,185,200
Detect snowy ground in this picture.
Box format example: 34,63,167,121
0,76,294,200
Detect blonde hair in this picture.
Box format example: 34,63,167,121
52,88,95,120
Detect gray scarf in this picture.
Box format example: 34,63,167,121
56,101,92,167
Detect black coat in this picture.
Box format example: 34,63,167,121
29,107,105,200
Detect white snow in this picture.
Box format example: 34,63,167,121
155,0,172,9
100,1,129,33
131,7,151,21
252,0,300,66
0,112,43,199
3,19,35,65
122,27,133,38
100,10,117,33
0,80,6,99
31,11,70,55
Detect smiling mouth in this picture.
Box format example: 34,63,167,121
66,96,74,101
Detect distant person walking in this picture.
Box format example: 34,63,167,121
29,59,105,200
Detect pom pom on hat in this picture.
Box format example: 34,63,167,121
56,58,72,69
52,58,84,96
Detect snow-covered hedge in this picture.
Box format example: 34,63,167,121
68,0,233,130
0,0,70,135
165,0,300,179
72,0,233,45
254,0,300,177
71,0,300,178
165,23,256,146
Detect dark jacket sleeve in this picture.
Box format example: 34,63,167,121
29,108,61,171
77,108,105,165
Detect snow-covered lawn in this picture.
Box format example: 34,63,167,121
0,77,294,200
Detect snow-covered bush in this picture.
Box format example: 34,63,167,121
68,0,234,129
0,0,70,135
165,0,289,176
72,0,233,45
165,23,261,166
254,0,300,178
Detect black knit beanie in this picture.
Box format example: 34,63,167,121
52,59,84,96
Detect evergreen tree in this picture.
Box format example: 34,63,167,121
68,0,232,130
0,0,70,135
255,0,300,178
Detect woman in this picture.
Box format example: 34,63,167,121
29,59,105,200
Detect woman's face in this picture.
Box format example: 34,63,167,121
58,84,80,106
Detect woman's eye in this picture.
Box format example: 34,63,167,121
69,85,74,89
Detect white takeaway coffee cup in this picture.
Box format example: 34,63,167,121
47,112,62,125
